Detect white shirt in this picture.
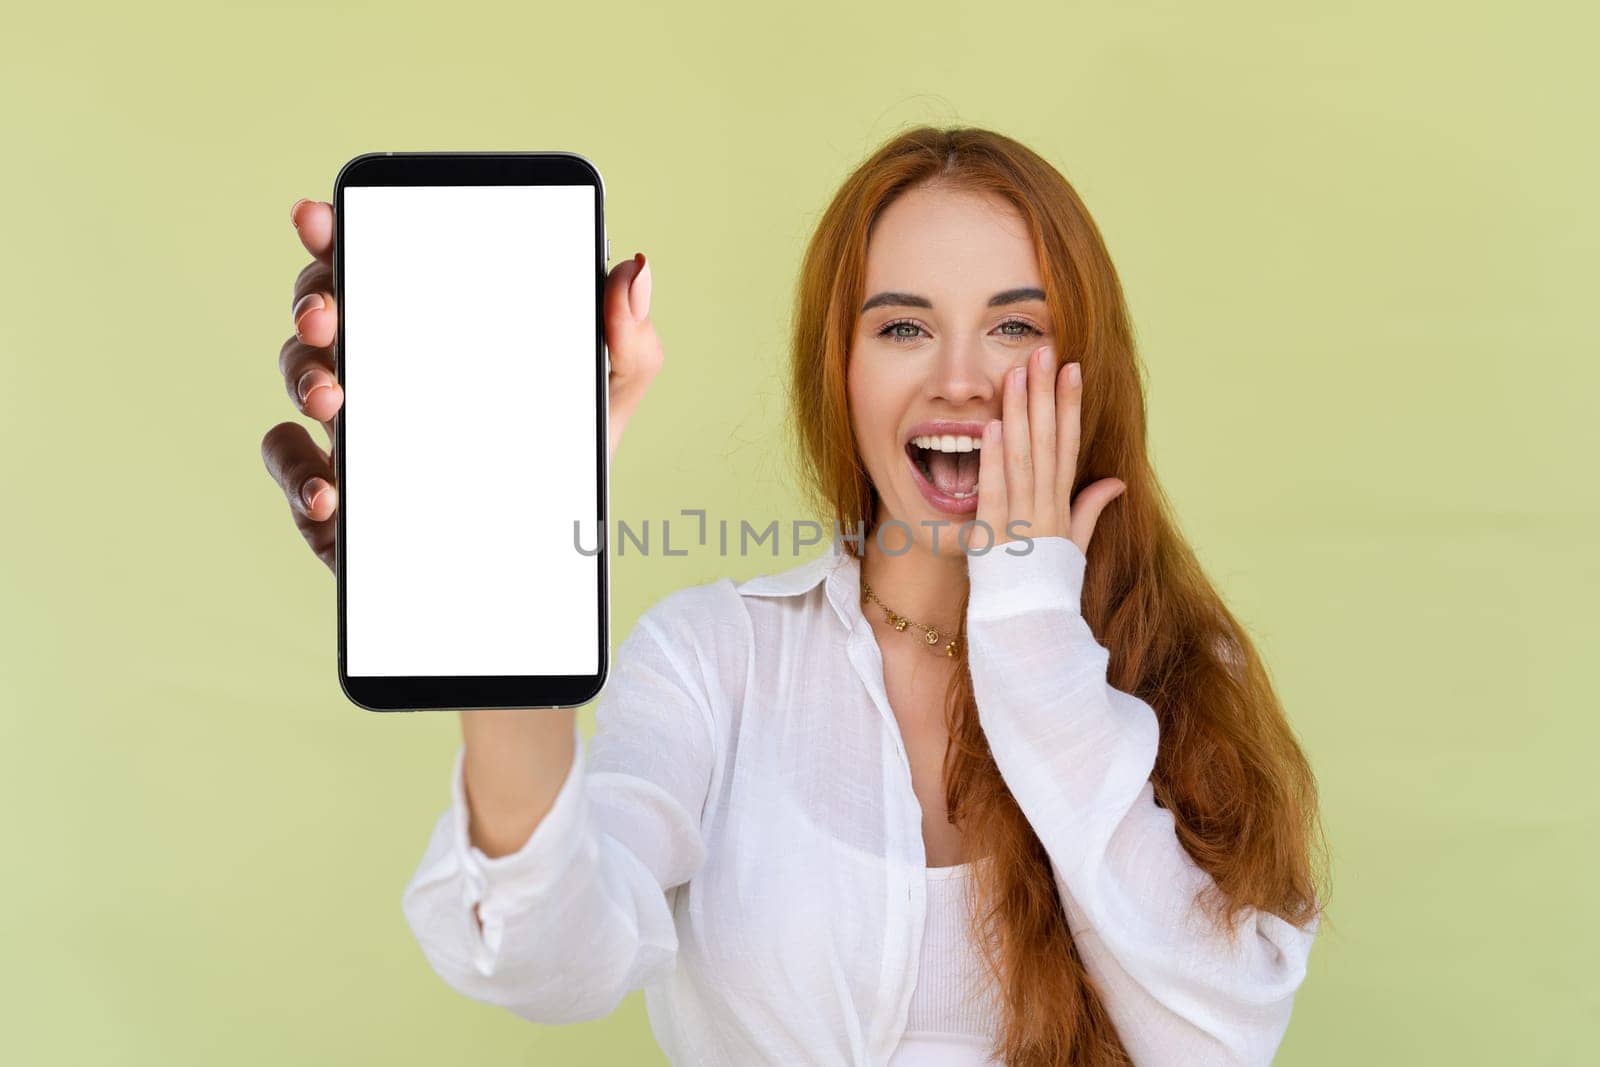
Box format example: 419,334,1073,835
401,536,1318,1066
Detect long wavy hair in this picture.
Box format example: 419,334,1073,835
782,125,1331,1065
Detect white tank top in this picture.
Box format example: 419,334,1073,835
888,862,1003,1066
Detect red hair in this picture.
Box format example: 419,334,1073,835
784,125,1330,1065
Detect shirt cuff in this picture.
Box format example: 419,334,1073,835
966,534,1088,621
450,717,589,912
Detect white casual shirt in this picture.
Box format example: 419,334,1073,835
400,536,1318,1065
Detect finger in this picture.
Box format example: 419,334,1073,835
1069,478,1127,558
261,420,337,519
1056,359,1083,532
292,258,331,314
261,421,338,568
278,335,343,430
291,280,338,350
603,253,660,382
291,199,334,265
1002,362,1034,537
1027,345,1057,536
974,418,1006,549
602,252,664,460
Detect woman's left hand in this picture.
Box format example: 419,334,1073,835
974,344,1127,556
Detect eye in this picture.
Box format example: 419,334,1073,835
874,317,1046,344
877,319,925,342
995,319,1045,340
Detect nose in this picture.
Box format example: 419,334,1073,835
925,337,996,406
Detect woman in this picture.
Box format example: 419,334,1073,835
264,126,1328,1066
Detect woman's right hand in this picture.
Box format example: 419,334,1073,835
261,197,663,573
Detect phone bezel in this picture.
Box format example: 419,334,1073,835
331,151,610,712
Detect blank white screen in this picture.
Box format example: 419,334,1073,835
343,184,600,676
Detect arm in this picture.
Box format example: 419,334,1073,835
458,708,578,866
965,536,1319,1066
399,609,719,1024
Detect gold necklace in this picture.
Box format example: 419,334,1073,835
860,579,963,658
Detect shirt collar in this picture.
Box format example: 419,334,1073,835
735,542,863,632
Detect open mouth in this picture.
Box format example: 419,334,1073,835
905,433,982,502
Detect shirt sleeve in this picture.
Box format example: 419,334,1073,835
965,535,1319,1067
399,611,719,1025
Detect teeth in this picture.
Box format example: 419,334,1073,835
911,434,981,452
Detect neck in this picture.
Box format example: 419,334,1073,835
857,502,969,637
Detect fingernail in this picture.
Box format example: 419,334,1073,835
293,292,325,332
303,477,327,511
628,253,651,322
1068,361,1081,387
297,368,324,403
291,198,310,227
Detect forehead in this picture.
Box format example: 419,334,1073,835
864,185,1039,293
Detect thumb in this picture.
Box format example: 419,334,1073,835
1069,478,1127,553
603,253,664,464
604,252,662,383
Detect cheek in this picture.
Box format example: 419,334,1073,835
847,365,889,433
847,357,919,480
846,409,892,489
848,398,893,454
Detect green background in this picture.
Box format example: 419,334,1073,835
4,1,1594,1063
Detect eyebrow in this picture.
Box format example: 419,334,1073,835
860,287,1046,314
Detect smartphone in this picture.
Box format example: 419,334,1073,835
332,151,609,712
